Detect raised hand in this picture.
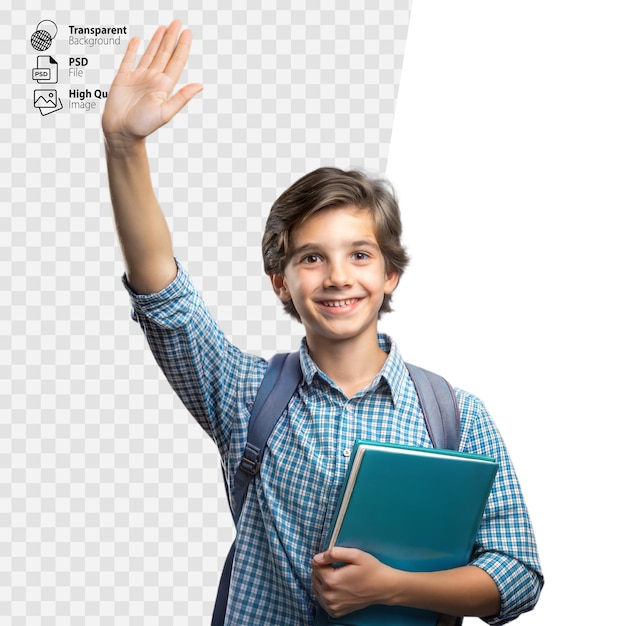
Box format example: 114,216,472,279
102,20,202,146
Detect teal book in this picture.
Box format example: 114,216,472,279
314,440,498,626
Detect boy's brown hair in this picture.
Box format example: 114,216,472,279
262,167,409,321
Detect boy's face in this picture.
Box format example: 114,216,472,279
271,205,399,350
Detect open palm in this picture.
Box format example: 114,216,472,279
102,21,202,143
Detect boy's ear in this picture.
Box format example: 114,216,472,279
270,274,291,302
384,270,400,295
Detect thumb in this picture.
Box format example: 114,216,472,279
313,549,334,565
313,546,362,566
161,82,203,121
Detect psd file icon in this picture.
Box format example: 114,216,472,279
34,89,63,116
33,56,58,84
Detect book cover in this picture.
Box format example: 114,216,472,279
314,440,498,626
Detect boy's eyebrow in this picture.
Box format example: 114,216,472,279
290,239,380,257
350,239,380,249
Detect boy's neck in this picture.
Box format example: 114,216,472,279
305,332,388,399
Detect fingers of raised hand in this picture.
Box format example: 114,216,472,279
122,21,192,86
137,20,189,76
118,36,141,75
135,24,169,71
162,28,193,84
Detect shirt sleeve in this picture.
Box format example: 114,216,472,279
457,390,544,624
122,261,266,458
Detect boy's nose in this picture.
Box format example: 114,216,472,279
323,260,352,288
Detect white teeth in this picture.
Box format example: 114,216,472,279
322,299,355,307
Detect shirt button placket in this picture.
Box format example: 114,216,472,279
340,402,355,461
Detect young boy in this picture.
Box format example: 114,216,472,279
103,21,543,625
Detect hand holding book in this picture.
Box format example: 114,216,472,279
312,546,398,618
312,440,499,625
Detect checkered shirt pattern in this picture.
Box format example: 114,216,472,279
124,262,543,625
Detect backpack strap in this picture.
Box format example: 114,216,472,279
212,351,302,626
231,351,302,522
406,364,460,450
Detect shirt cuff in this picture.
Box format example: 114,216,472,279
122,260,197,326
121,258,182,296
471,552,543,625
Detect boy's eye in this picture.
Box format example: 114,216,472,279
301,254,322,264
352,251,370,262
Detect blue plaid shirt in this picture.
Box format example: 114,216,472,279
124,263,543,625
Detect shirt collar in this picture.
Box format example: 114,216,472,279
297,333,407,406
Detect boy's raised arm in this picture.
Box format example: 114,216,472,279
102,20,203,294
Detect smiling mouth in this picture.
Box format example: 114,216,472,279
320,298,360,308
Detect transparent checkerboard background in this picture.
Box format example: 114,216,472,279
1,2,411,622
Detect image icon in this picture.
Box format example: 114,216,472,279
30,20,58,51
33,89,63,116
